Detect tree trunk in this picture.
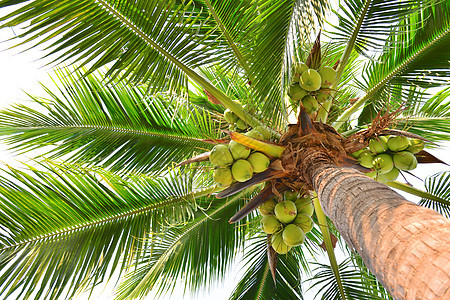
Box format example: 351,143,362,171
311,164,450,300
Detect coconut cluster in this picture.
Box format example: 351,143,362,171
223,100,263,133
259,190,315,255
210,128,271,186
352,136,425,183
287,62,337,114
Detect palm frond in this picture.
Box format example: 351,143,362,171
0,0,232,94
229,236,302,300
308,258,392,300
116,189,257,299
420,171,450,218
0,67,219,174
0,161,214,300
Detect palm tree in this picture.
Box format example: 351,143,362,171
0,0,449,299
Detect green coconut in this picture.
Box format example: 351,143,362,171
302,95,319,114
271,233,292,255
209,144,234,167
231,159,253,182
223,108,238,124
315,90,330,103
259,199,277,216
288,84,308,101
294,197,314,216
369,136,388,154
292,213,314,234
235,118,248,130
229,140,251,160
274,200,297,224
261,215,283,234
319,66,337,88
245,129,264,140
372,153,394,174
407,139,425,154
213,167,234,187
254,125,271,140
387,136,409,152
247,152,270,173
379,166,400,182
393,151,418,171
365,170,378,179
292,62,309,82
282,224,305,246
358,150,375,168
284,190,300,202
351,149,365,158
299,69,322,92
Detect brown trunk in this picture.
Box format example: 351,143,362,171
310,163,450,300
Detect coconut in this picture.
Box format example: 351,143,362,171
407,139,425,154
284,190,300,202
259,199,277,215
261,215,283,234
213,167,234,186
297,201,314,216
301,95,319,114
271,233,292,254
235,118,248,130
231,159,253,182
379,166,400,182
387,136,409,152
358,150,375,168
319,66,337,88
274,200,297,224
351,149,365,158
292,62,309,82
288,84,308,101
223,108,238,124
229,140,251,160
282,224,305,246
365,170,378,179
369,136,388,154
393,151,418,170
245,129,264,140
209,144,234,167
299,69,322,92
254,126,271,140
315,90,330,103
292,213,313,234
372,153,394,174
247,152,270,173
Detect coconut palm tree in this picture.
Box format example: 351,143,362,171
0,0,449,299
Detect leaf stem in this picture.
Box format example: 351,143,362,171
386,181,450,205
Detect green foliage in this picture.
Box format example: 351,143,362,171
420,171,450,217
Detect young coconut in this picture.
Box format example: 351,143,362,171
407,139,425,154
378,166,400,182
369,136,388,154
261,215,283,234
288,84,308,101
351,149,365,158
315,90,330,103
247,152,270,173
292,62,309,82
274,200,297,224
393,151,418,170
301,95,319,114
210,144,234,167
319,66,337,88
271,233,292,254
224,108,239,124
254,125,271,140
387,136,409,152
358,150,375,168
372,153,394,174
258,199,277,216
282,224,305,246
229,140,251,160
284,190,300,202
235,118,248,130
213,167,234,187
293,213,314,234
231,159,253,182
245,129,264,140
299,69,322,92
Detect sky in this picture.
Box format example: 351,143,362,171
0,5,449,300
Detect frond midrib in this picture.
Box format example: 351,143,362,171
0,192,197,252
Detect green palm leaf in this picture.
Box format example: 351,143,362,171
420,171,450,218
116,190,256,299
229,236,303,300
0,161,215,299
0,67,218,174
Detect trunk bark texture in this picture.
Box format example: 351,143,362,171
311,164,450,300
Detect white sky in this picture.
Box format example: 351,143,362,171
0,6,449,300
